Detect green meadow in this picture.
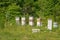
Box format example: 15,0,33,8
0,0,60,40
0,21,60,40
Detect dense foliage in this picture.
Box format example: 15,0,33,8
0,0,60,28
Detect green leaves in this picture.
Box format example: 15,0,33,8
0,0,60,24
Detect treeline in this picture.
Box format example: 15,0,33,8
0,0,60,27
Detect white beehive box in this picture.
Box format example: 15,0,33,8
37,18,42,26
53,22,58,28
15,17,20,25
21,17,25,25
47,19,52,30
32,29,40,33
29,16,33,26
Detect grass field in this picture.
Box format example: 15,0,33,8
0,22,60,40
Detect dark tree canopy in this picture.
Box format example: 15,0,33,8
0,0,60,22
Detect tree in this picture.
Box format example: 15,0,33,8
6,3,21,20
